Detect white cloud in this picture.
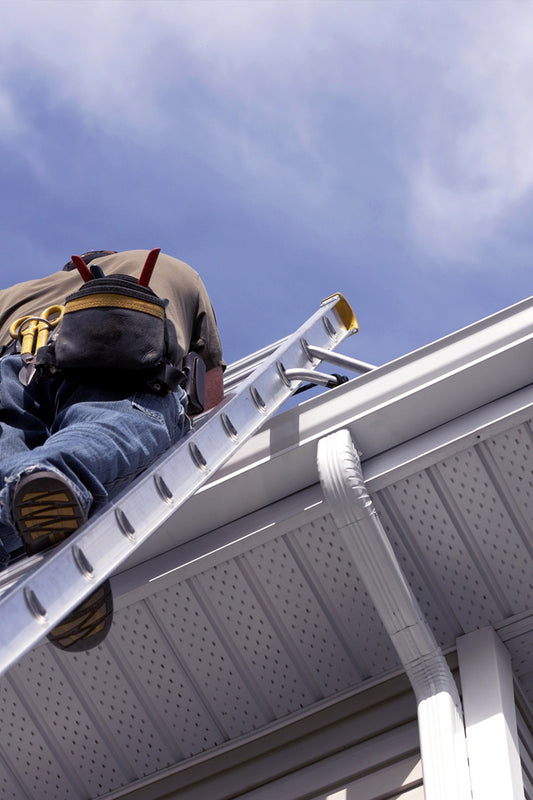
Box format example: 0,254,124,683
0,89,23,137
2,1,533,261
407,3,533,259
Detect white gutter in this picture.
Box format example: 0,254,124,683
218,294,533,483
317,429,472,800
119,295,533,572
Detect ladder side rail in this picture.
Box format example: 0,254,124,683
223,337,288,392
0,339,293,595
0,295,356,675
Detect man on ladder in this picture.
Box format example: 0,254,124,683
0,249,225,652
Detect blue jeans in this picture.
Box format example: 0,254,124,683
0,355,190,567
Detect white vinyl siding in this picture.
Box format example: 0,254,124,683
109,674,422,800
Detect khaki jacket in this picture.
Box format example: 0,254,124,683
0,250,224,372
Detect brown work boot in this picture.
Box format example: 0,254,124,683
12,470,113,651
13,471,86,555
46,579,113,652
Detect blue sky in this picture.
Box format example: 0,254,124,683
1,0,531,369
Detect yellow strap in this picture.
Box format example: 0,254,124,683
64,293,165,320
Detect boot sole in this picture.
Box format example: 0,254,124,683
47,579,113,652
12,471,86,555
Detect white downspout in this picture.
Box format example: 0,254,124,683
317,429,471,800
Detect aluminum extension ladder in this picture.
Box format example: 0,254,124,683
0,293,363,676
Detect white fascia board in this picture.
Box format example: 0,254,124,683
121,296,533,569
362,381,533,493
215,294,533,481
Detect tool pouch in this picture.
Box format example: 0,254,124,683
183,352,206,415
35,275,184,394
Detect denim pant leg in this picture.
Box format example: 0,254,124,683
0,355,52,563
0,355,52,453
0,372,190,553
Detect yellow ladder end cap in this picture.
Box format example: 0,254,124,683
322,293,359,334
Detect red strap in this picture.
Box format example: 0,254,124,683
138,248,161,287
70,255,93,283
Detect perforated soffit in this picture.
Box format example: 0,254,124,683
2,410,530,800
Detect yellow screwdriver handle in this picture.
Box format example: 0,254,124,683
9,305,65,356
9,316,38,356
35,305,64,351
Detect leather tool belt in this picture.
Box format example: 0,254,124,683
5,250,206,404
35,274,183,395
